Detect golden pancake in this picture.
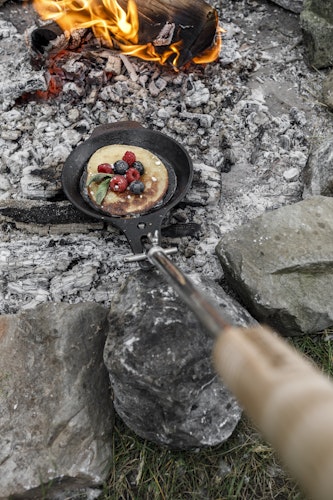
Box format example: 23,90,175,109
85,144,169,216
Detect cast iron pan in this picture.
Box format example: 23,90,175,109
62,121,193,255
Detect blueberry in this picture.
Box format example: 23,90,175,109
129,180,145,194
132,161,144,175
113,160,129,175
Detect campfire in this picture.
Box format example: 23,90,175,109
2,0,333,496
31,0,222,67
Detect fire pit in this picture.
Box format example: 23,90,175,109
0,0,331,314
1,0,333,498
25,0,222,100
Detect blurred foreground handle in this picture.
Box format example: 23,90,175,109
213,325,333,500
148,245,333,498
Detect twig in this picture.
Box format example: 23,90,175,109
120,53,138,82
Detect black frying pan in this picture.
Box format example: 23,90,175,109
62,121,193,255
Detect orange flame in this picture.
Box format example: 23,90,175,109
33,0,221,67
193,26,224,65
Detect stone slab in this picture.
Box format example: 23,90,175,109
0,302,113,499
216,196,333,335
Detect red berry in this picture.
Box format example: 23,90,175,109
126,167,141,183
110,175,128,193
97,163,114,174
122,151,136,166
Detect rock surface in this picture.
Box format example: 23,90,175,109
0,302,113,499
322,69,333,110
302,136,333,197
216,196,333,336
271,0,304,13
300,0,333,68
103,270,256,450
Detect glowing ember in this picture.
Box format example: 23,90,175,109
32,0,222,67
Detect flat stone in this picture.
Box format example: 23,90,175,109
216,196,333,336
0,302,113,499
103,270,254,449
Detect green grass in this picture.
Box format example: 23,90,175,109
102,329,333,500
291,331,333,377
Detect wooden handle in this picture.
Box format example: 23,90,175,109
213,325,333,500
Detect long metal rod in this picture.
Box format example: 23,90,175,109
147,246,230,338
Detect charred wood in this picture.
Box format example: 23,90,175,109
29,0,218,67
117,0,218,66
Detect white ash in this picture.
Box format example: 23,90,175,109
0,0,332,314
283,167,300,182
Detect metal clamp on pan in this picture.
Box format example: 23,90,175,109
124,246,178,263
123,229,177,263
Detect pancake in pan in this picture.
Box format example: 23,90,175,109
85,144,169,216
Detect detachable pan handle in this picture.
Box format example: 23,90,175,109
147,245,333,500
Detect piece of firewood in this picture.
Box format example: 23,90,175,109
31,0,218,67
117,0,218,66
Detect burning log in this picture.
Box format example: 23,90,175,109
116,0,219,66
31,0,221,67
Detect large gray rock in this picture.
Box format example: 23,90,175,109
103,270,255,450
0,303,113,499
300,0,333,68
302,137,333,197
271,0,303,13
216,196,333,336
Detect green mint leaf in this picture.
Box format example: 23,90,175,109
95,178,111,204
87,173,113,186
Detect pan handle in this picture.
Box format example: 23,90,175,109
148,245,333,500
